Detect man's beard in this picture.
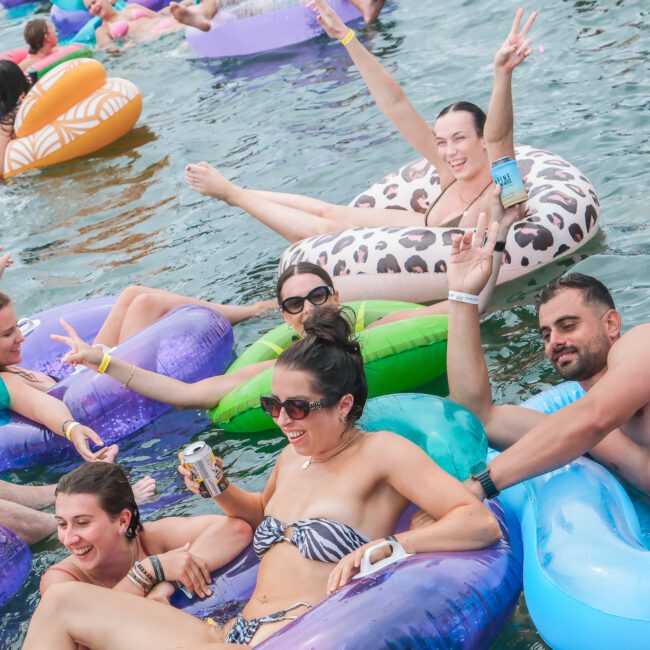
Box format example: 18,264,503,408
551,332,610,381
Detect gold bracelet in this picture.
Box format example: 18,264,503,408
340,29,355,46
97,352,112,374
124,364,136,388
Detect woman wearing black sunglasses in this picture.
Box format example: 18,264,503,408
25,307,500,649
54,262,441,413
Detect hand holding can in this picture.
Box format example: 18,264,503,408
180,441,230,498
490,157,528,209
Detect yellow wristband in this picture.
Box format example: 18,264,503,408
65,421,80,441
340,29,355,46
97,352,111,374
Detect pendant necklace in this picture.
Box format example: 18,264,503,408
301,430,362,470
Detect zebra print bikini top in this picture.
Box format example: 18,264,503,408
254,516,370,563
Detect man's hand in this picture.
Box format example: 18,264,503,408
447,212,499,295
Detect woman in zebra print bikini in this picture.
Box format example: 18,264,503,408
24,307,500,649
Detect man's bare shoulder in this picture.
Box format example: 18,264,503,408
609,324,650,364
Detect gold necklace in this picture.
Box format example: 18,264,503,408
301,430,363,470
458,181,492,217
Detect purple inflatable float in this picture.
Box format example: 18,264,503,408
172,501,522,648
0,525,31,610
0,298,234,471
187,0,362,58
172,395,524,647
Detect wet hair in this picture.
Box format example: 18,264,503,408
436,101,487,137
56,463,142,539
24,19,50,54
277,306,367,424
276,262,334,301
0,61,31,128
535,273,615,315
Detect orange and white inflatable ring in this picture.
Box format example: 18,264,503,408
279,145,600,303
3,58,142,179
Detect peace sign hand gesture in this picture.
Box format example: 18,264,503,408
494,7,537,72
447,212,499,297
51,319,104,370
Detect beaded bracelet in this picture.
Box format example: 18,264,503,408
340,29,355,45
134,561,155,585
97,353,111,374
61,419,75,436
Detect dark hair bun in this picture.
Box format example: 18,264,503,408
302,306,359,353
277,305,367,423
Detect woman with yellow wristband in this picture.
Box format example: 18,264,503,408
184,0,536,243
0,292,117,464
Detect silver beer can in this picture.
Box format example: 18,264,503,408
182,441,229,498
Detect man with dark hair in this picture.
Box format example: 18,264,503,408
445,225,649,496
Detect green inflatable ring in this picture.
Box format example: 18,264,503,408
209,300,449,433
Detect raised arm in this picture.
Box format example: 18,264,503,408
0,246,13,279
488,324,650,494
52,319,273,410
445,210,545,446
484,8,537,161
312,0,451,183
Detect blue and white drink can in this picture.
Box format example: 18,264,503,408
490,156,528,208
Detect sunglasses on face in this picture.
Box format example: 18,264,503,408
260,395,335,420
279,285,334,315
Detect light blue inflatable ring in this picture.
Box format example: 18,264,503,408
493,382,650,650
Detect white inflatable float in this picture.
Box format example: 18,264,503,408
280,145,600,303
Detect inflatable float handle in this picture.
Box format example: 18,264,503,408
18,318,41,337
356,539,411,579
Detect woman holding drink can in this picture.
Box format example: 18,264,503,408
40,462,252,603
183,1,534,242
24,306,500,648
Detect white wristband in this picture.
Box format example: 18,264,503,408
448,291,480,305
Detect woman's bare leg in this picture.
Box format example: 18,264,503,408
95,286,275,347
169,0,217,31
0,480,54,509
0,499,55,545
23,582,238,650
186,163,420,243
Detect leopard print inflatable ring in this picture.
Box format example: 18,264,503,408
279,145,600,303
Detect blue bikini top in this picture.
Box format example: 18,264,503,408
254,516,369,563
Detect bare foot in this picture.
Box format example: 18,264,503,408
132,475,157,504
95,444,120,464
185,161,237,202
0,249,14,279
169,1,212,31
254,299,278,316
350,0,385,23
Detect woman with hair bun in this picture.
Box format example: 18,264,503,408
25,307,500,648
41,462,252,603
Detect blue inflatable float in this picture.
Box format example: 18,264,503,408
495,382,650,649
172,394,524,648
